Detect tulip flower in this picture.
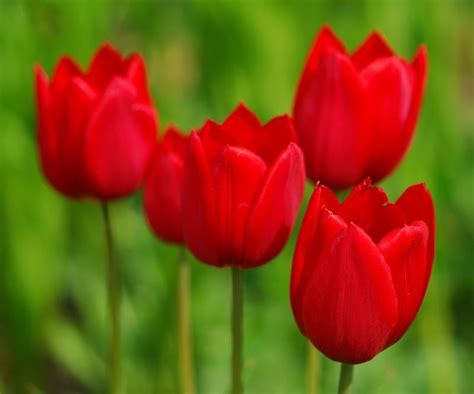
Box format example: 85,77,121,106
142,125,195,394
34,43,157,393
182,104,306,394
293,26,428,189
144,125,186,243
34,43,157,200
291,178,435,367
182,104,306,269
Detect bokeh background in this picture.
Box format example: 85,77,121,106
0,0,473,393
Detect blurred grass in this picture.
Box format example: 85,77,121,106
0,0,473,393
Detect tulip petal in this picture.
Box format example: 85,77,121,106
258,115,297,165
302,223,398,364
65,78,97,137
294,25,346,113
84,78,157,199
291,185,341,334
144,151,184,243
126,54,153,105
35,65,61,191
351,31,394,71
199,120,230,167
378,221,429,347
395,183,435,292
182,132,219,264
294,52,370,188
243,143,305,268
87,43,125,92
361,56,417,181
402,45,428,163
214,146,267,266
337,178,405,242
56,77,97,196
221,103,262,153
160,125,187,155
51,57,82,98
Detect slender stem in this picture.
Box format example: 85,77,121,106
101,202,121,394
178,247,195,394
306,341,319,394
231,268,243,394
338,363,354,394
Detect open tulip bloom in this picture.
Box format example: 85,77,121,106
182,104,306,393
291,178,435,391
294,26,427,189
182,104,306,269
34,43,158,393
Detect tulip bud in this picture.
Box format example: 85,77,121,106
34,43,157,199
291,178,435,363
294,26,427,189
143,126,187,243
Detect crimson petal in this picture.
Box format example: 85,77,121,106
243,143,305,268
291,185,340,334
84,78,156,199
361,57,416,181
126,54,153,105
378,221,429,347
294,25,346,114
395,183,435,291
182,132,219,265
351,31,394,70
294,52,370,187
144,151,184,243
221,103,262,153
302,223,398,364
214,146,267,266
87,43,125,92
258,115,296,165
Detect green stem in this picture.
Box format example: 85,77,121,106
101,203,121,394
178,247,195,394
337,363,354,394
306,341,319,394
231,268,243,394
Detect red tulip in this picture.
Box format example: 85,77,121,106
143,125,187,243
291,178,435,364
293,26,428,189
34,43,157,200
182,104,306,268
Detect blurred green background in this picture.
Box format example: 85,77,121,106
0,0,473,393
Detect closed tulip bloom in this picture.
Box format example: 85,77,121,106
182,104,306,269
293,26,428,189
143,126,186,243
291,179,435,364
34,43,157,200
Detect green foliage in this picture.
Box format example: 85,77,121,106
0,0,472,392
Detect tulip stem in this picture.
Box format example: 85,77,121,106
101,202,121,394
338,363,353,394
231,268,243,394
178,247,195,394
306,341,319,394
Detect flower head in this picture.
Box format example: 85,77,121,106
34,43,157,199
291,178,435,363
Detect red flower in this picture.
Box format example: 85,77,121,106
290,179,435,364
34,43,157,200
182,104,306,268
143,125,187,243
293,26,428,189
